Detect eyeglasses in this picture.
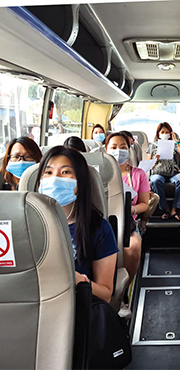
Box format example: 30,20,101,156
8,153,34,162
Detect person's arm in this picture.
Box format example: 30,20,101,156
75,253,117,303
147,153,152,160
131,191,149,215
171,131,180,155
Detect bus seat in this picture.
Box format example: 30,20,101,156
18,163,108,218
130,131,149,161
40,144,90,153
18,162,39,191
0,171,5,189
40,145,53,155
0,154,4,167
0,191,75,370
82,151,129,311
129,146,138,167
82,139,102,151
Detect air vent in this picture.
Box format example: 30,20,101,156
174,44,180,59
136,42,159,60
135,40,180,61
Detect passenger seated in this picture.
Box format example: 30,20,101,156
91,123,106,145
120,130,142,165
63,136,87,152
0,136,42,190
147,122,180,221
36,146,118,303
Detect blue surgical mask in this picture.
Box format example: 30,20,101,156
107,148,129,165
131,143,135,149
39,176,77,207
93,133,105,143
6,161,36,178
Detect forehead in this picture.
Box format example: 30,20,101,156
94,127,103,132
109,135,128,146
10,142,26,153
47,155,73,168
160,126,170,132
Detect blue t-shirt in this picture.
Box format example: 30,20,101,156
69,218,119,280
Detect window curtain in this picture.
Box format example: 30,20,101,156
108,104,123,131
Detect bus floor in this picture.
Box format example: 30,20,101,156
125,216,180,370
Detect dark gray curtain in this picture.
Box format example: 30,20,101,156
108,104,123,131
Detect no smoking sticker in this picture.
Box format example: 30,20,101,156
0,221,16,267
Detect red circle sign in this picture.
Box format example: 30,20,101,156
0,230,10,257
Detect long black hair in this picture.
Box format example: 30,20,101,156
35,146,102,264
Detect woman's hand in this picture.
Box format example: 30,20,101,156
154,154,160,160
75,271,86,285
171,131,176,142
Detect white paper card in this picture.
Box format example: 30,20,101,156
138,159,157,172
157,139,174,160
123,182,137,200
0,220,16,267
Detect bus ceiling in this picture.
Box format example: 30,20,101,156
0,2,180,104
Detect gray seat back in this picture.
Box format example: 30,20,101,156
82,152,124,267
129,146,138,167
40,145,53,155
0,154,4,167
0,191,75,370
82,151,129,311
0,171,5,189
131,131,149,160
82,139,102,151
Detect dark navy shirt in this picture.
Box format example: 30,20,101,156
69,218,119,280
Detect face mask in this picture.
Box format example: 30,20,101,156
131,143,135,149
93,133,105,143
39,176,77,207
159,133,170,140
6,161,36,178
107,148,129,165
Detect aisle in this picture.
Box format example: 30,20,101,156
126,220,180,369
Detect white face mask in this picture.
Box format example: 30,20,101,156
107,148,129,165
159,133,170,140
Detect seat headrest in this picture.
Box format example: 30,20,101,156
82,139,102,150
0,191,75,369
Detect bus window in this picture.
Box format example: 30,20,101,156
48,90,83,146
0,74,45,153
112,102,180,143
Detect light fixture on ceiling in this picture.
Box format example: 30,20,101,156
157,63,175,71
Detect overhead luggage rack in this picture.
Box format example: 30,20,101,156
1,6,130,104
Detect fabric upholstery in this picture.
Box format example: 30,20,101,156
0,191,75,370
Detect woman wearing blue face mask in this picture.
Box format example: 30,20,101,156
0,136,42,190
36,146,118,303
91,124,106,145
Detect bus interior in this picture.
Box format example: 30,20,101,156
1,1,180,369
